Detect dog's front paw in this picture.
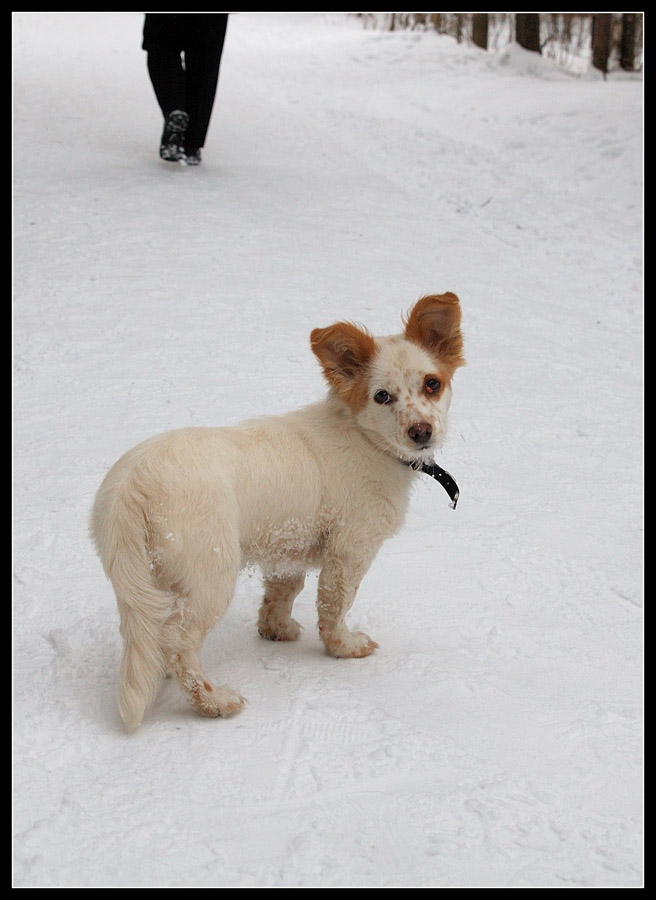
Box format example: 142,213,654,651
257,604,302,642
258,618,302,642
323,629,379,659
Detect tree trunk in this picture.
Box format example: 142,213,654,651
592,13,612,74
620,13,637,71
455,13,464,44
516,14,541,53
472,13,488,50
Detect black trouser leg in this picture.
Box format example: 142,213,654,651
146,46,187,119
182,15,228,149
183,47,224,149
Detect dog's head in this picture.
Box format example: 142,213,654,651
310,293,465,465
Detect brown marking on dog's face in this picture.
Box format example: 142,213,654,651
403,293,466,374
422,374,446,400
310,322,377,413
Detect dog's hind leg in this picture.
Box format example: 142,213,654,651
161,553,246,719
257,573,305,642
167,644,245,719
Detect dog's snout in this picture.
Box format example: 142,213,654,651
408,421,432,445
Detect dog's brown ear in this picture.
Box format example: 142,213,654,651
310,322,376,407
404,293,465,370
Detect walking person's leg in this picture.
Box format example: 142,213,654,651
142,14,190,162
181,14,229,164
146,45,187,119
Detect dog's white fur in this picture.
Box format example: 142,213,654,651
91,293,465,730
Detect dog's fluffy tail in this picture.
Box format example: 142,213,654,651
91,463,174,732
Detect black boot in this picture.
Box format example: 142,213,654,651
159,110,189,162
184,147,202,166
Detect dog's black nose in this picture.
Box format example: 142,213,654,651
408,421,432,445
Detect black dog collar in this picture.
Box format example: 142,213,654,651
405,459,460,509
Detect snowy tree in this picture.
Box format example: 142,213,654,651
592,13,613,75
620,13,639,72
472,13,488,50
515,13,541,54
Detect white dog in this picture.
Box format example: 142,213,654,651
91,293,465,731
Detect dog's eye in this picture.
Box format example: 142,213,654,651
425,378,441,394
374,390,392,405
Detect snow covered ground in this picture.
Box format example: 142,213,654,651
12,12,643,888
